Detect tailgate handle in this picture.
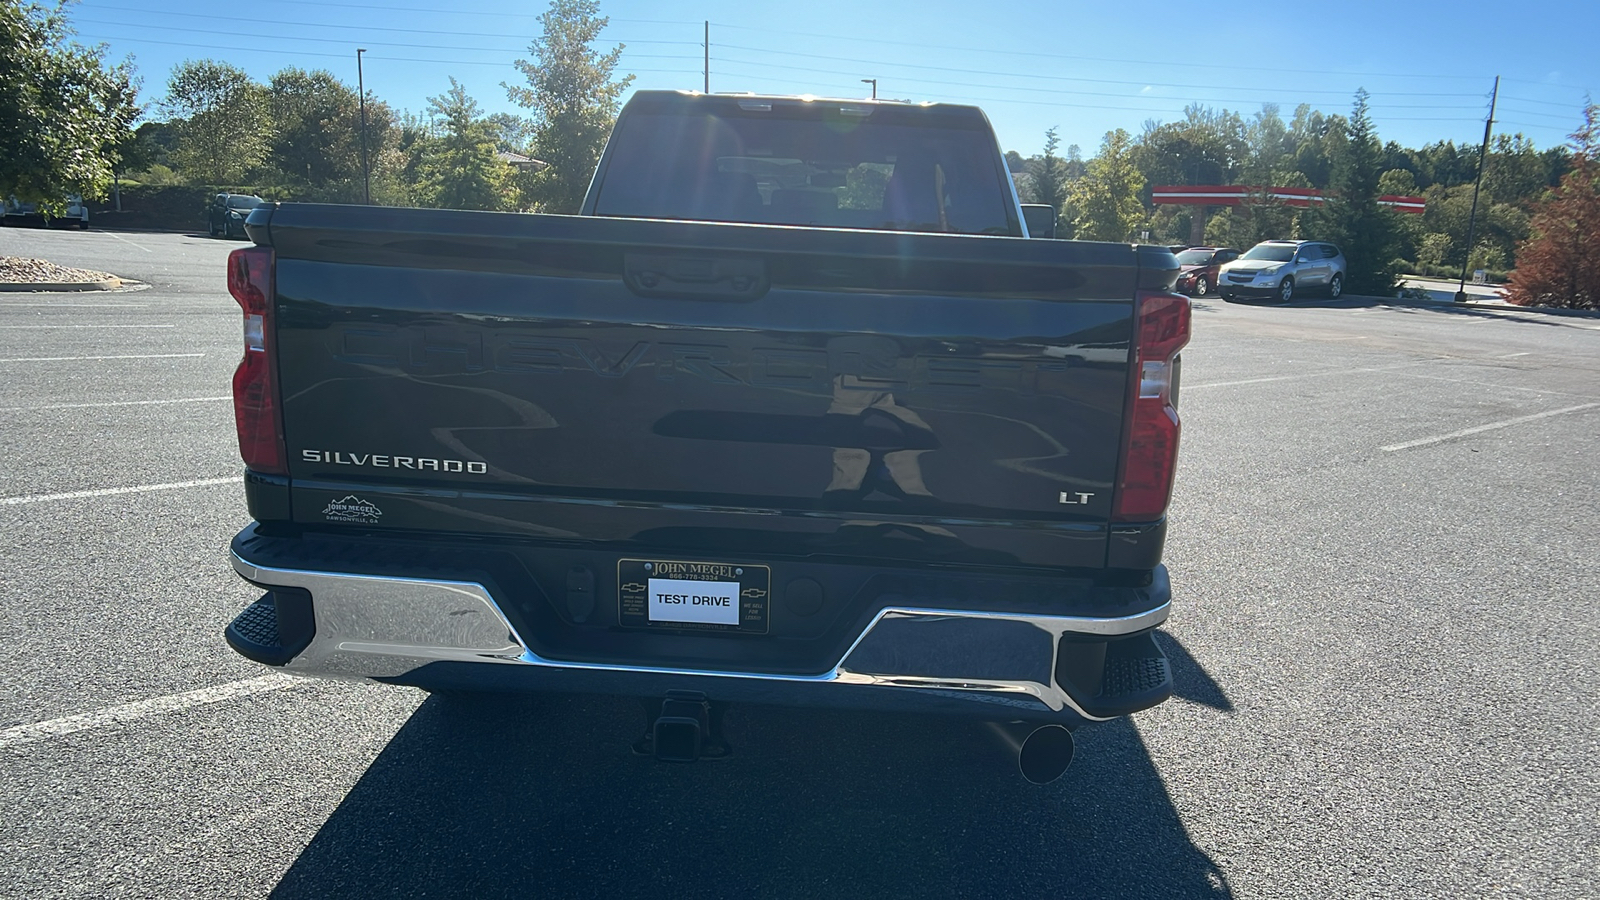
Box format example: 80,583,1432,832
624,254,769,301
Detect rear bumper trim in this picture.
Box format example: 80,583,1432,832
230,550,1169,721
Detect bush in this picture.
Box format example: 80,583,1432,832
1393,259,1510,284
84,182,299,231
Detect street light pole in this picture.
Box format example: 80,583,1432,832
357,48,371,205
861,78,877,100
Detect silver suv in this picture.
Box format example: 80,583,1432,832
1218,240,1346,302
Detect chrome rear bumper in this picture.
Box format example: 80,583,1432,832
231,551,1170,722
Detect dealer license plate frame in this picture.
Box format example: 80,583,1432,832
617,558,771,634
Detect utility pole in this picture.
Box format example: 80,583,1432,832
1456,75,1499,302
703,22,709,93
861,78,877,100
357,48,371,205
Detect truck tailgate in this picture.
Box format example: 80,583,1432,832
260,204,1165,570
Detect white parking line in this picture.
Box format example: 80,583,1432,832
1381,403,1600,452
0,302,148,308
1496,352,1531,358
0,675,295,750
0,476,236,506
1386,369,1596,399
1185,361,1428,391
96,230,152,253
0,353,202,363
0,324,174,329
0,395,231,412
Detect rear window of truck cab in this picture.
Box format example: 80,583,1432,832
590,99,1019,236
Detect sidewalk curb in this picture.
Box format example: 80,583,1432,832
1341,293,1600,319
0,278,123,292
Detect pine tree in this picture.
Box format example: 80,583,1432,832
1029,128,1069,218
1307,89,1403,295
1506,104,1600,309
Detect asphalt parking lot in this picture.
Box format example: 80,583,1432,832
2,226,1597,899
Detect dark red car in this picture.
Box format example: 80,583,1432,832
1173,246,1240,297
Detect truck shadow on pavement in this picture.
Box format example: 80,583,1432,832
272,653,1233,899
1159,631,1233,714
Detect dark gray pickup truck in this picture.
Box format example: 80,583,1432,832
222,91,1189,782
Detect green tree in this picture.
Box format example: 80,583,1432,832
1287,105,1347,190
1242,103,1295,185
1484,133,1555,204
1072,128,1145,242
415,78,509,211
1,0,141,213
1134,104,1248,243
267,68,392,200
1206,186,1300,249
1379,168,1422,261
1306,89,1403,294
1416,233,1452,269
162,59,268,184
486,112,535,155
1029,127,1070,220
1506,104,1600,309
388,110,435,205
1136,103,1248,189
504,0,634,213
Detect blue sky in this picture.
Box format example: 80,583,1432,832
70,0,1597,158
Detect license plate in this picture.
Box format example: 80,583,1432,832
617,558,770,633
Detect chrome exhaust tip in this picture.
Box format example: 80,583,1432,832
989,722,1075,785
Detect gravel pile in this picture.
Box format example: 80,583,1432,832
0,256,119,284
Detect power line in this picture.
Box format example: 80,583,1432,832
710,43,1486,99
82,8,1482,106
75,8,699,45
1497,119,1576,133
1499,93,1592,110
703,65,1483,124
707,20,1490,82
88,0,699,25
1493,106,1587,122
76,32,698,72
89,13,1479,116
75,17,696,55
707,57,1489,114
80,0,1502,94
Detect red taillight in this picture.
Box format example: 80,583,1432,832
1113,290,1191,522
228,246,284,474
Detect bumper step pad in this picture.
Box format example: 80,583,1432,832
1055,630,1173,719
1102,654,1171,701
229,595,281,647
224,588,316,667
